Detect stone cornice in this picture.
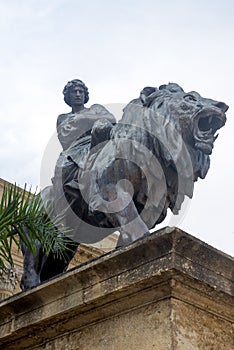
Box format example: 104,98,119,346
0,227,233,349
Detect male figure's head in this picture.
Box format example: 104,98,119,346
63,79,89,109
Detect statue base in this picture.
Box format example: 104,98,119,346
0,227,233,349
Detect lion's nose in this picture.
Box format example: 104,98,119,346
213,101,229,113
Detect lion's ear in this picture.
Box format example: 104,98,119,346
159,84,167,90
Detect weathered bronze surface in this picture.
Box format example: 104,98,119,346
20,80,228,290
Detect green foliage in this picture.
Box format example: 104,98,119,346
0,184,72,270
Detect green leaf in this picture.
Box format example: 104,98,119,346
0,183,74,269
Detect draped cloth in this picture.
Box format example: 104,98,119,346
44,104,115,225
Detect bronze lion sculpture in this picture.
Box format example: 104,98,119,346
20,83,228,290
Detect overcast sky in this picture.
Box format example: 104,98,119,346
0,0,233,256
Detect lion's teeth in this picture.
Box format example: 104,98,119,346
205,129,213,135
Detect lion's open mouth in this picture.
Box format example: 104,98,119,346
194,109,226,154
198,114,224,134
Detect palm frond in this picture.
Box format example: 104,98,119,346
0,183,74,270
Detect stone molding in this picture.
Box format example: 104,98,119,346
0,227,233,349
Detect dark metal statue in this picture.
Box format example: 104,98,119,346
51,79,116,234
20,80,228,291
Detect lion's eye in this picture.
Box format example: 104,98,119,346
184,94,197,102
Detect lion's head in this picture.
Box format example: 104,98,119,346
140,83,228,183
157,83,228,155
132,82,229,220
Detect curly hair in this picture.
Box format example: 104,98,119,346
63,79,89,106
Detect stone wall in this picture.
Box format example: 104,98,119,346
0,227,233,349
0,178,24,297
